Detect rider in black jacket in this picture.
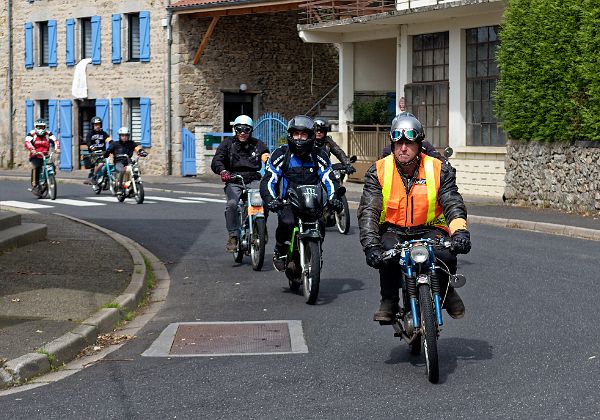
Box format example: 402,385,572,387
313,118,356,175
104,127,147,189
211,115,269,252
86,116,112,187
260,115,342,272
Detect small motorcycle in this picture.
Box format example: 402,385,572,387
282,184,331,304
90,151,116,195
322,155,356,235
231,175,267,271
31,151,57,200
381,237,467,383
115,155,145,204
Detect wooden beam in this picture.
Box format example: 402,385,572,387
192,16,219,65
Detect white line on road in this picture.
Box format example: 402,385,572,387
51,199,106,207
180,197,226,204
0,200,53,209
145,196,201,203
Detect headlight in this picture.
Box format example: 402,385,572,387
410,245,429,264
250,191,263,207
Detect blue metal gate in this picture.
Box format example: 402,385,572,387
254,112,288,151
181,128,196,176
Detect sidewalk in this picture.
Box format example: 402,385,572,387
0,210,151,388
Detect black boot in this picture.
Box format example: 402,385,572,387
374,270,400,322
444,286,465,319
373,300,399,322
272,243,287,272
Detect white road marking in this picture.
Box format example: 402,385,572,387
180,197,226,204
51,199,106,207
0,200,53,209
145,196,200,203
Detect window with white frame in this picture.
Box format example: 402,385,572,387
81,17,92,59
128,13,140,62
405,31,450,148
466,26,506,146
128,98,142,144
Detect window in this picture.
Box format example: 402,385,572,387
405,32,449,147
81,17,92,59
128,98,142,143
39,100,49,122
466,26,506,146
39,21,49,66
128,13,140,62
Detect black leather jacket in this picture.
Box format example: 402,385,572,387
317,135,351,165
357,155,467,251
211,136,269,183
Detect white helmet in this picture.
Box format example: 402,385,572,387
118,126,130,136
232,115,254,129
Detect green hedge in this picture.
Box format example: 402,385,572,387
495,0,600,142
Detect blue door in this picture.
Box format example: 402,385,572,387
181,128,196,176
254,112,288,152
59,100,73,171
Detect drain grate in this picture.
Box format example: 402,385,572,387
170,322,291,355
142,320,308,357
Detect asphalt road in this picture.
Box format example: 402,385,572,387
1,180,599,419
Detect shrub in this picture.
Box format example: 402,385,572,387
352,97,392,125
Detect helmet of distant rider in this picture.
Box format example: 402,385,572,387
287,115,315,155
313,117,329,147
34,119,47,137
91,116,103,132
118,126,130,139
389,112,425,148
232,115,254,136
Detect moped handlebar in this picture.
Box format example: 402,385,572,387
381,237,452,260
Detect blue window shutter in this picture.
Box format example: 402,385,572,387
48,20,57,67
66,19,75,66
139,11,151,62
111,98,122,140
59,100,73,171
112,14,121,64
48,100,59,134
25,100,35,133
91,16,101,64
140,97,151,147
25,22,33,68
95,99,110,132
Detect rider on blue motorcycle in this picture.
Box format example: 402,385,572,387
357,112,471,322
86,116,112,188
24,119,60,194
260,115,343,271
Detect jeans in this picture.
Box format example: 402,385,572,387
224,180,260,237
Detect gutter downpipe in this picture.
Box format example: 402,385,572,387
8,0,14,168
166,9,173,175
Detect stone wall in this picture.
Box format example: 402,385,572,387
174,11,338,133
0,3,9,167
6,0,168,174
504,140,600,213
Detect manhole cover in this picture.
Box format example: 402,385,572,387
142,321,308,357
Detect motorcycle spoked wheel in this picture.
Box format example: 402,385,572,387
134,182,144,204
233,234,244,264
93,177,103,195
47,175,57,200
334,196,351,234
250,218,266,271
418,284,439,383
302,239,321,305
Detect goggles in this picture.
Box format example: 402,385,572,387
390,128,419,142
234,125,252,134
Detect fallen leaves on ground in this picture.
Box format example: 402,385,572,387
10,298,21,303
0,358,7,366
77,333,136,358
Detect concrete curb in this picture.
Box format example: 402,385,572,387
468,215,600,241
0,214,151,388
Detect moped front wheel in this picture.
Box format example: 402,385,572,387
134,182,144,204
47,175,57,200
302,239,321,305
250,218,266,271
418,284,439,383
334,196,350,234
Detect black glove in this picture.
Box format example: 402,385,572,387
330,198,344,213
451,230,471,254
345,164,356,175
138,149,148,157
365,246,385,269
267,200,283,212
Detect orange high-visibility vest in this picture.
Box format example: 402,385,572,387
376,153,448,232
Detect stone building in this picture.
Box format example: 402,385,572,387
1,0,339,175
